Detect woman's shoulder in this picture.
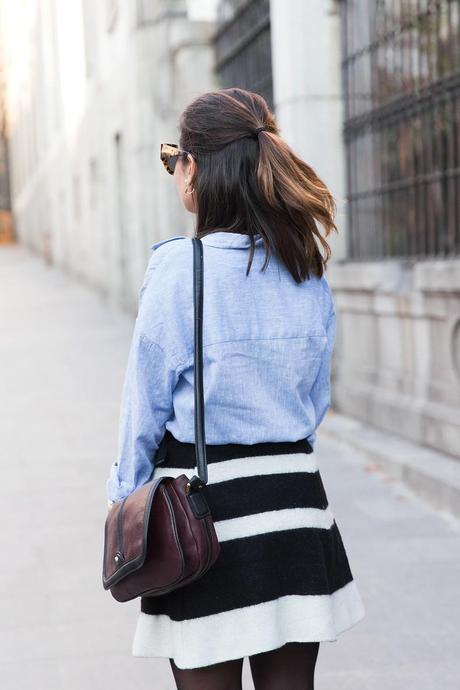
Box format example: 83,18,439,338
315,274,335,322
135,237,194,361
150,234,190,252
142,235,193,288
149,234,192,267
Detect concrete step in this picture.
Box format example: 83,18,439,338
321,410,460,523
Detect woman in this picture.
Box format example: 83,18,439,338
106,88,366,689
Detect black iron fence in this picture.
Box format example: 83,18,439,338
214,0,273,110
342,0,460,260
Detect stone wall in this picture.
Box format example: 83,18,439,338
0,0,218,310
328,259,460,460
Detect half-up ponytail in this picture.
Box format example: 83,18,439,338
179,88,338,282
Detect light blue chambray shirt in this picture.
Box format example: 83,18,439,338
106,231,336,503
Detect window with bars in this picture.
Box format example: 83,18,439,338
341,0,460,260
214,0,273,110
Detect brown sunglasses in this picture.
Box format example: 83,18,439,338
160,143,192,175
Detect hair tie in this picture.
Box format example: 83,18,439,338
254,126,266,136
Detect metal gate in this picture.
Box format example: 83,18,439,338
342,0,460,260
214,0,273,109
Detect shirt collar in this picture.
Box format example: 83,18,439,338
200,231,263,249
151,231,264,252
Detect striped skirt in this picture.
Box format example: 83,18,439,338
132,430,366,669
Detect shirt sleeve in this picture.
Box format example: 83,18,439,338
106,331,180,502
306,301,336,450
106,243,192,503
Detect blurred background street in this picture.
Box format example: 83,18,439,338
1,1,460,688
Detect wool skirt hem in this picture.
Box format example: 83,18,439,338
132,579,366,669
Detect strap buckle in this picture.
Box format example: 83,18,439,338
186,475,204,494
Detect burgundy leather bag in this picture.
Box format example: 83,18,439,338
102,238,221,602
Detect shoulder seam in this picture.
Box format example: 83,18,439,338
139,332,192,373
150,235,189,251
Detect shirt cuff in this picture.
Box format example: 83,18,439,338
107,464,133,503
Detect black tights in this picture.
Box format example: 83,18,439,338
169,641,320,690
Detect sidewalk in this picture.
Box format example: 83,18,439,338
1,243,458,690
321,409,460,523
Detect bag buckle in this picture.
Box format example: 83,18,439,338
186,475,204,494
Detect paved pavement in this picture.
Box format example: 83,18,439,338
1,242,459,690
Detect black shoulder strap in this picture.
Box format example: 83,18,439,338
191,237,208,487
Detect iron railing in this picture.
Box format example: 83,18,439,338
214,0,273,110
342,0,460,260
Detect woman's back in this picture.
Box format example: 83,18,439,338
107,229,335,501
148,230,336,451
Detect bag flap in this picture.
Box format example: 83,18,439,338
102,477,165,589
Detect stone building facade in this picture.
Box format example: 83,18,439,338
0,23,12,244
0,0,218,309
329,0,460,458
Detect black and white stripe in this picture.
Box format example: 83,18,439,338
132,431,366,669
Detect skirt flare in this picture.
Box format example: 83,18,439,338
132,430,366,669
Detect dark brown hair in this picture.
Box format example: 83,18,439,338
179,88,337,282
